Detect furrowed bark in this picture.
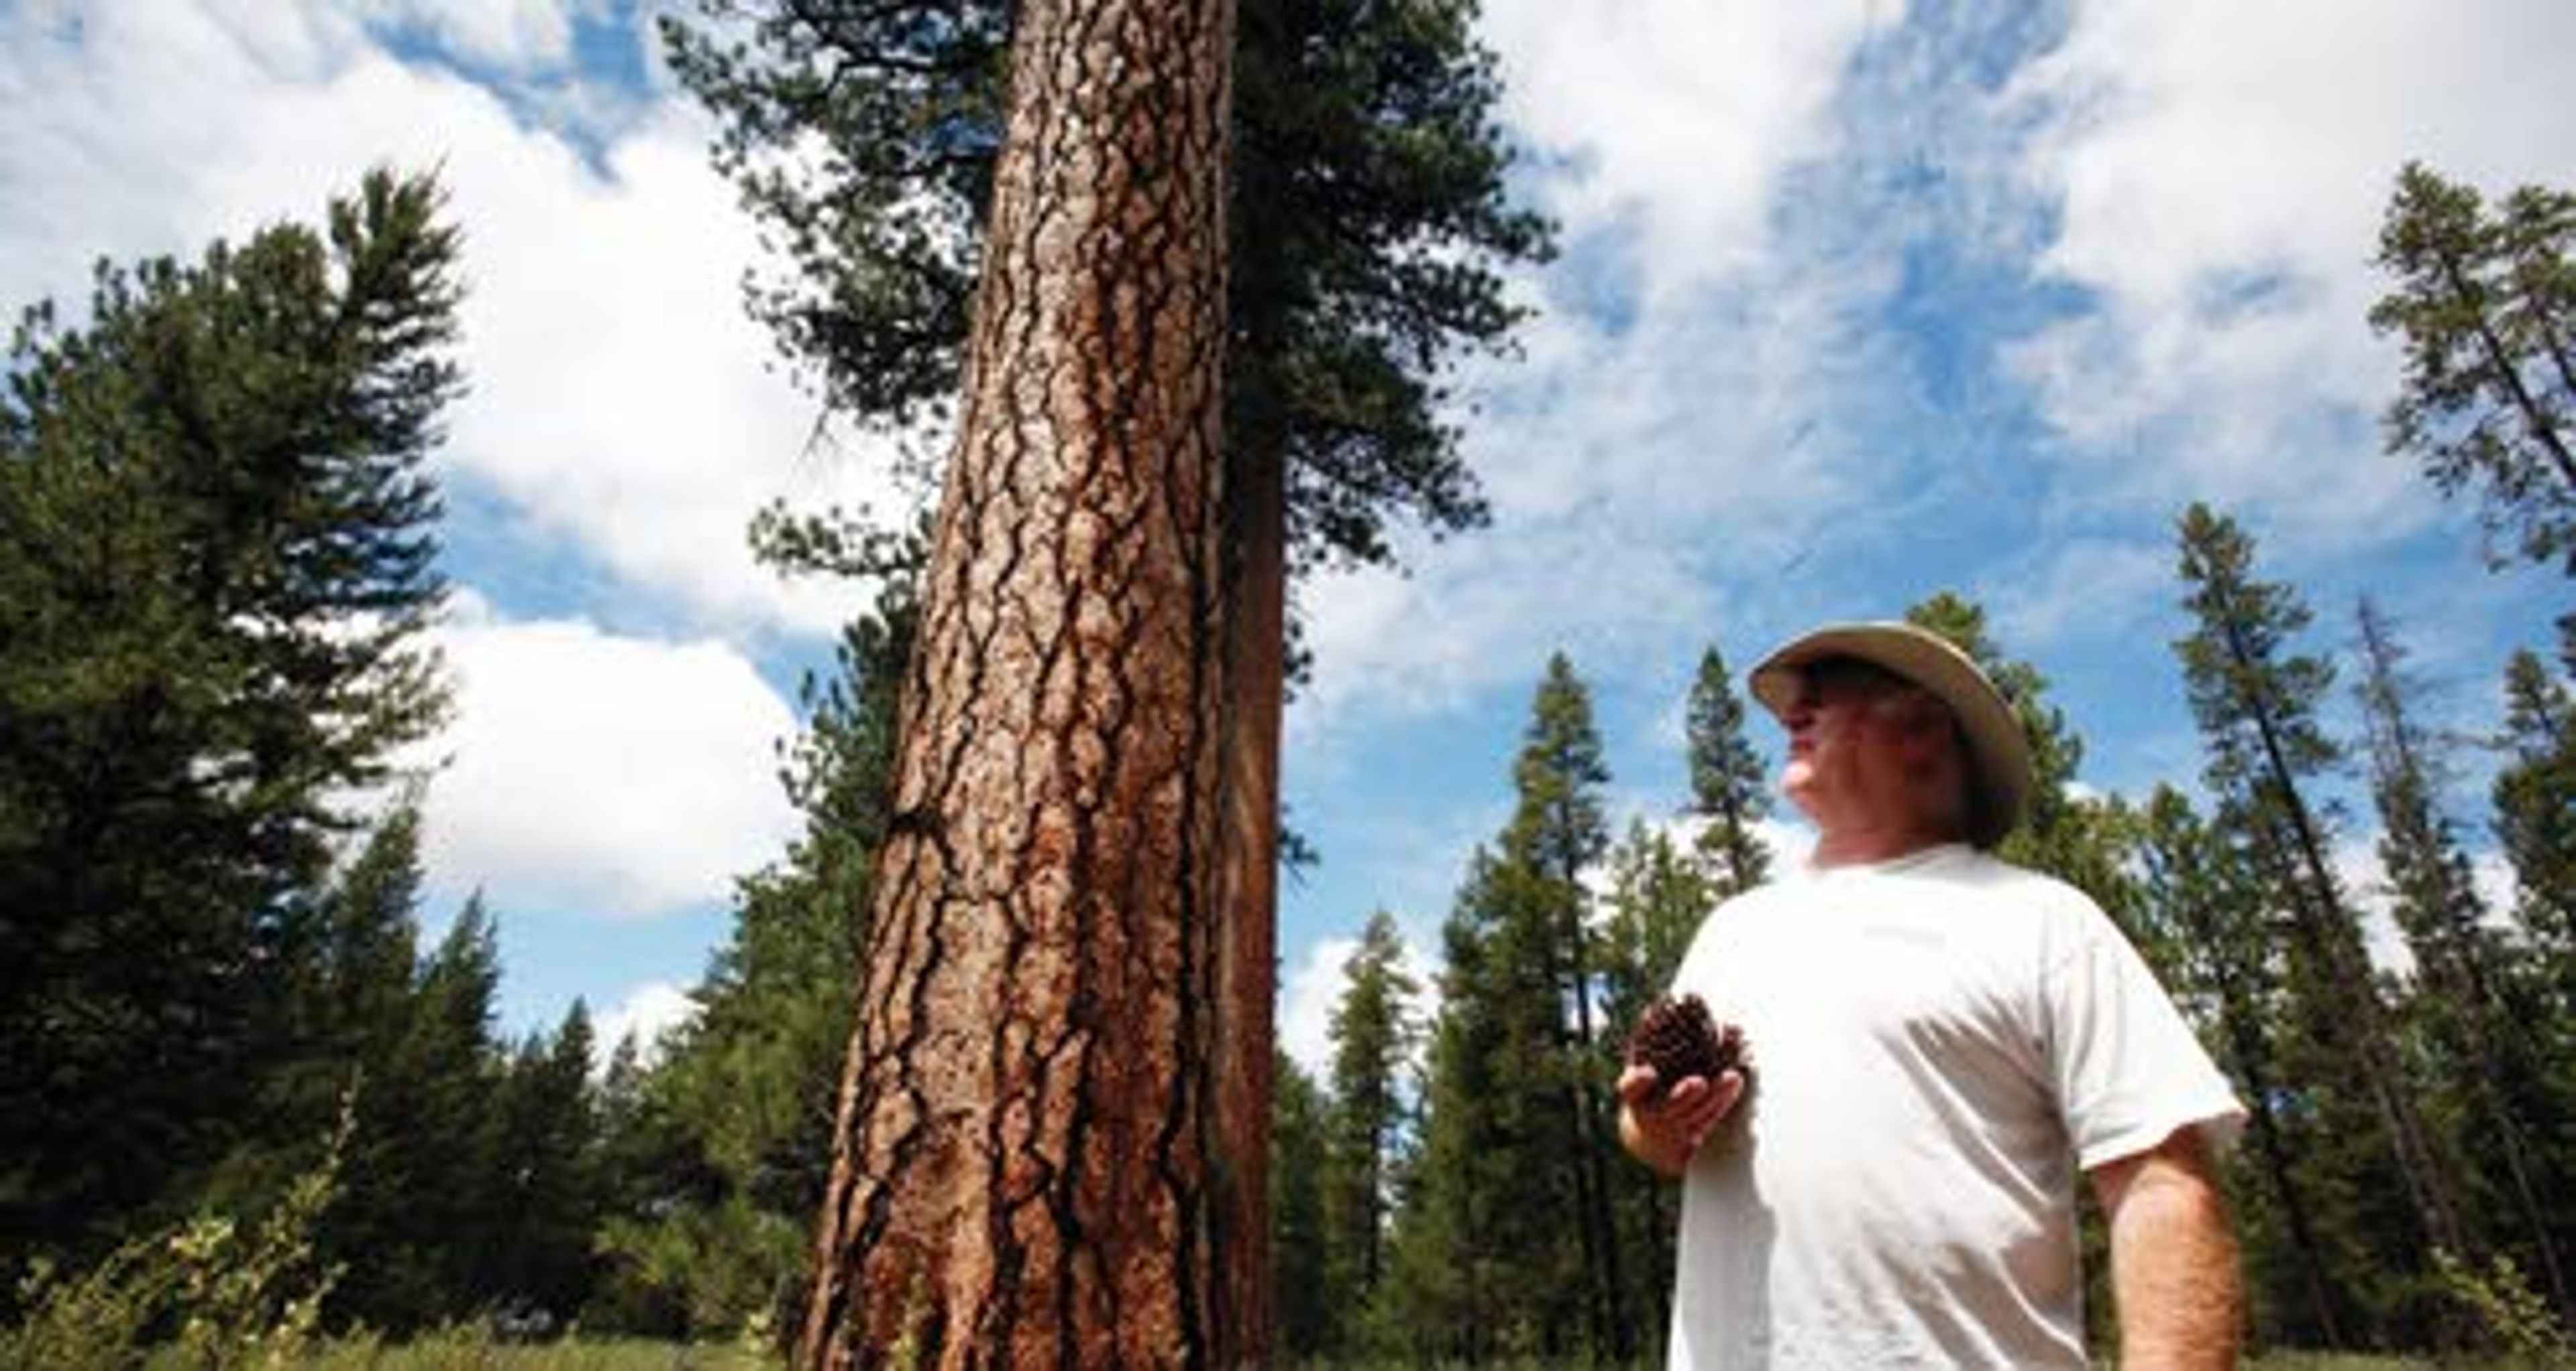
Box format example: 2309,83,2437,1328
798,0,1243,1362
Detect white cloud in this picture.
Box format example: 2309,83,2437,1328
1482,0,1898,297
596,978,701,1068
0,0,902,639
414,597,801,918
2004,0,2576,538
1279,936,1360,1081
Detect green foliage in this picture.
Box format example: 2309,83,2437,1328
1315,911,1419,1354
0,166,460,1264
1270,1052,1334,1360
2369,162,2576,574
660,0,1551,580
2432,1249,2576,1365
1389,656,1642,1364
3,1102,347,1370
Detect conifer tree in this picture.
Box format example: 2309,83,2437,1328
1684,646,1772,896
1269,1052,1332,1360
1320,909,1418,1351
489,1003,605,1321
2174,503,2462,1340
1393,657,1628,1361
2355,600,2571,1317
2134,786,2349,1348
2370,162,2576,574
2496,644,2576,1001
0,166,458,1270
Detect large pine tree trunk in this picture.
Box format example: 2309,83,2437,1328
796,0,1243,1361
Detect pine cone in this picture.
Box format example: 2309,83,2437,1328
1624,994,1746,1100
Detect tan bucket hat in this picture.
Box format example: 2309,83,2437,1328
1748,621,2034,848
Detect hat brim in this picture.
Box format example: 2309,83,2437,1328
1748,622,2033,848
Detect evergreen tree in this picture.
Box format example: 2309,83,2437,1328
1383,847,1537,1364
2357,601,2572,1319
1683,646,1772,896
1269,1051,1332,1360
488,1003,605,1323
2369,162,2576,574
2134,786,2351,1349
0,168,459,1266
1389,657,1629,1362
2495,644,2576,1003
1320,910,1417,1352
2174,503,2461,1341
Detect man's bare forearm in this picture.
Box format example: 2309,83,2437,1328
2098,1131,2242,1370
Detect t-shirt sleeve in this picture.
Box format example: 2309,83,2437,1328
2043,900,2247,1172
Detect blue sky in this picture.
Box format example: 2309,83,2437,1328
4,0,2567,1069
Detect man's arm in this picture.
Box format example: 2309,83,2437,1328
2089,1124,2243,1371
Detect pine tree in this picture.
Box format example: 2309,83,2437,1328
1320,910,1417,1352
1683,646,1772,896
668,23,1552,1345
2369,162,2576,574
2356,601,2570,1316
1269,1052,1332,1360
2174,503,2462,1341
2496,644,2576,1000
0,166,458,1269
1391,657,1629,1362
2133,786,2349,1348
792,0,1249,1358
488,1004,605,1323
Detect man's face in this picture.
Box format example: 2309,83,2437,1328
1776,659,1923,826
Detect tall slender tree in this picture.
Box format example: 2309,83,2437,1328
1320,909,1417,1350
2174,503,2462,1339
2133,786,2347,1348
0,167,458,1266
2370,162,2576,574
1269,1051,1332,1359
1393,656,1627,1361
2355,600,2570,1317
792,0,1248,1360
1683,646,1772,897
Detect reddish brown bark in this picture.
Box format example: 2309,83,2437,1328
796,0,1243,1362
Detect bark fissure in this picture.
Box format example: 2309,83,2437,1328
799,0,1242,1360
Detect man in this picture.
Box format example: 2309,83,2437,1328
1619,621,2245,1369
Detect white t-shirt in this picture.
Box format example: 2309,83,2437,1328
1665,844,2243,1370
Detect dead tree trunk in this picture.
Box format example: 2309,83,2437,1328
797,0,1242,1361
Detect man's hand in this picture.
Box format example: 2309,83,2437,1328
2092,1124,2243,1370
1616,1062,1744,1178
